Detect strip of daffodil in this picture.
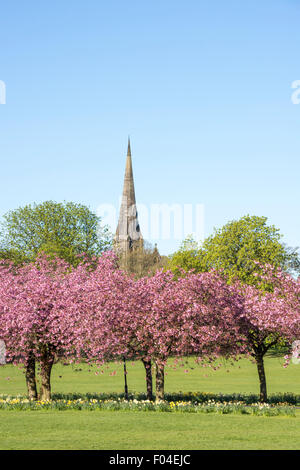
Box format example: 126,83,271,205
0,398,296,416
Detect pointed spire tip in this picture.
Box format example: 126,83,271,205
127,136,131,157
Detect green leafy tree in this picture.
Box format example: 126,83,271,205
167,235,203,277
169,216,299,284
0,201,112,266
201,215,299,284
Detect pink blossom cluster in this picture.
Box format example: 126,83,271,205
0,252,299,382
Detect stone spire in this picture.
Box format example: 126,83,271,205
127,136,131,157
115,139,143,254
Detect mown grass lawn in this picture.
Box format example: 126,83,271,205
0,410,300,450
0,356,299,450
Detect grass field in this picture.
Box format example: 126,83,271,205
0,356,299,450
1,410,300,450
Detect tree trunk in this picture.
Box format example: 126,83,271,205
155,362,165,402
39,353,54,401
142,358,153,401
25,352,37,401
255,352,267,403
123,357,129,400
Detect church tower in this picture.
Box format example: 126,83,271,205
114,138,143,254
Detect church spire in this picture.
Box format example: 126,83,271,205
123,137,136,209
127,136,131,157
115,139,143,254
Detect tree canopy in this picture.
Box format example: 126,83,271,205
168,215,300,284
0,200,112,265
167,235,204,277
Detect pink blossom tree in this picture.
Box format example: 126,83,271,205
126,269,245,401
68,267,189,401
63,253,137,395
233,266,300,402
177,270,244,355
131,271,187,401
0,256,84,400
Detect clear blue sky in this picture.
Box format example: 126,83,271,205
0,0,299,255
